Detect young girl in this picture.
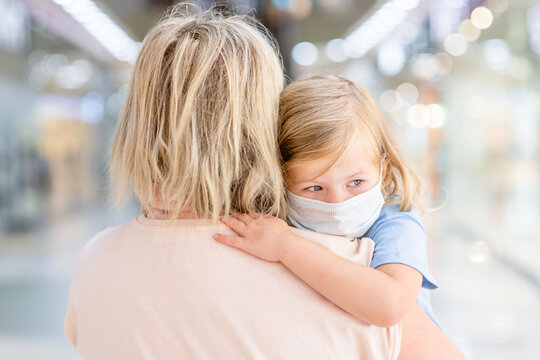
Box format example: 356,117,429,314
214,75,440,329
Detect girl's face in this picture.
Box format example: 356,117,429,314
286,141,387,203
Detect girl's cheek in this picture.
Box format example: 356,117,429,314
361,180,378,193
297,190,316,199
350,188,366,197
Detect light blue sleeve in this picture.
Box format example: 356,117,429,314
365,204,438,290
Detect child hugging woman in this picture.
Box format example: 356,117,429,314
214,75,441,330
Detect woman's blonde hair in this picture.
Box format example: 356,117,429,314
110,4,286,220
279,75,423,212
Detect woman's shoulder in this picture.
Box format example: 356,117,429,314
75,220,133,264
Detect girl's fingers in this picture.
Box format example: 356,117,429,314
237,213,253,224
221,216,246,234
213,233,245,250
248,212,263,220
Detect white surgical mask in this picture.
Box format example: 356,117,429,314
286,158,385,238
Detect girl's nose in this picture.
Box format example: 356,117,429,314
324,189,349,204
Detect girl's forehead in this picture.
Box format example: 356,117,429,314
286,141,379,183
337,134,381,169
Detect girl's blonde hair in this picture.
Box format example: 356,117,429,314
110,5,286,220
279,75,423,212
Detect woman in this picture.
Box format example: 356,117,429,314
64,5,462,359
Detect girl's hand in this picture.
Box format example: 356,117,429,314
214,213,295,262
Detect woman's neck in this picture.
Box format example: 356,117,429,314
143,205,199,220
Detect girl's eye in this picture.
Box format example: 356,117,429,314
306,185,323,192
348,179,362,187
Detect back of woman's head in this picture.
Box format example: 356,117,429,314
110,4,286,219
279,75,423,212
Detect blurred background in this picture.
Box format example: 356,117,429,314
0,0,539,358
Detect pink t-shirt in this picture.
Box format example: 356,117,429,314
64,215,400,359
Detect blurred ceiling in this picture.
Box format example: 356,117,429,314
95,0,166,41
94,0,377,43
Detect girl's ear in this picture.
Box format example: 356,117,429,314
382,156,390,179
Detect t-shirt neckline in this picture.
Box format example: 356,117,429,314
135,214,220,227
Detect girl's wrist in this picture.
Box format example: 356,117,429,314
277,232,308,263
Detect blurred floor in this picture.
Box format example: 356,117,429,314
0,203,138,360
425,209,540,360
0,202,539,359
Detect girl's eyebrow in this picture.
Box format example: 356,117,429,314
289,178,319,186
291,171,366,185
347,172,366,179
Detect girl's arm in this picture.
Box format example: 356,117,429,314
399,303,467,360
214,213,422,327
